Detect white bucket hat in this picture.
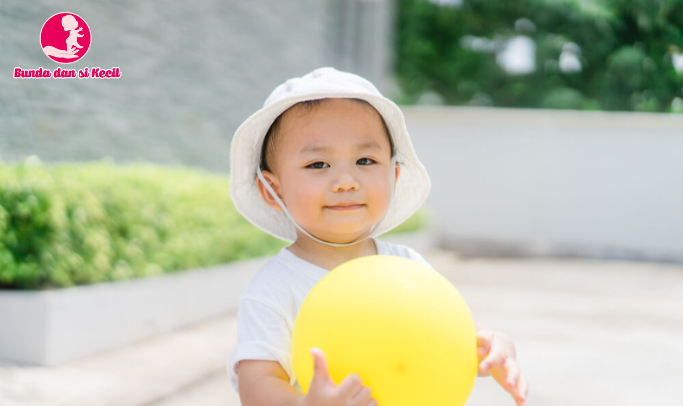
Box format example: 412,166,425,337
230,67,430,245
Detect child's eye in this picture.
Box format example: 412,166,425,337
306,159,375,169
307,162,329,169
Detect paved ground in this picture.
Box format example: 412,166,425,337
2,248,682,406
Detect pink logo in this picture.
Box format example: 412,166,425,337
40,12,91,64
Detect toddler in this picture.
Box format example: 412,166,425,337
227,67,528,406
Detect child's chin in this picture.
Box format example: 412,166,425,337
318,229,372,243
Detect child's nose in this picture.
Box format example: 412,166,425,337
331,170,360,192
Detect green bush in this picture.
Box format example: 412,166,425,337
0,158,426,290
396,0,683,112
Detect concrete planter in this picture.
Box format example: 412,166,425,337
0,230,433,366
0,256,269,366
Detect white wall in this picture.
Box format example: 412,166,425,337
403,106,683,262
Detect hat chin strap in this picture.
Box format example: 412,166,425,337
256,157,397,247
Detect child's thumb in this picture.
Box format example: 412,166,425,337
310,347,331,386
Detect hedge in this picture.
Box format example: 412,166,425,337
0,158,426,290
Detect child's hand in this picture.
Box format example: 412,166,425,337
302,347,377,406
476,326,529,406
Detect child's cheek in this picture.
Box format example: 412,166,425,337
293,181,324,211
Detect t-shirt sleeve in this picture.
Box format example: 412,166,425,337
405,246,434,270
226,297,296,393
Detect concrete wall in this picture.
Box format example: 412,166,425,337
0,0,395,173
403,107,683,263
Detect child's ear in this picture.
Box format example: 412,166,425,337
393,162,401,192
256,170,285,212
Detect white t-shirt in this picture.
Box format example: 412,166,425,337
226,237,433,393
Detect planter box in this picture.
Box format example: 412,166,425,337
0,256,268,366
0,230,434,366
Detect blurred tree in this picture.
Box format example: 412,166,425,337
396,0,683,112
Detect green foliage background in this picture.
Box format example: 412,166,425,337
0,159,425,290
396,0,683,112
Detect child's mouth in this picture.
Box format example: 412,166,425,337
325,204,364,211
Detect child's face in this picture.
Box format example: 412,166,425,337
258,98,399,244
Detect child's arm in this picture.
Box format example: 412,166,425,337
238,348,378,406
238,360,304,406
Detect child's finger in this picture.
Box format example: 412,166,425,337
480,349,505,372
517,373,529,402
506,361,526,406
476,329,495,357
476,328,495,345
310,347,331,386
504,358,520,392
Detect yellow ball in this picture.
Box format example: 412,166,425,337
292,255,477,406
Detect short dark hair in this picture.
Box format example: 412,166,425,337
259,98,395,174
